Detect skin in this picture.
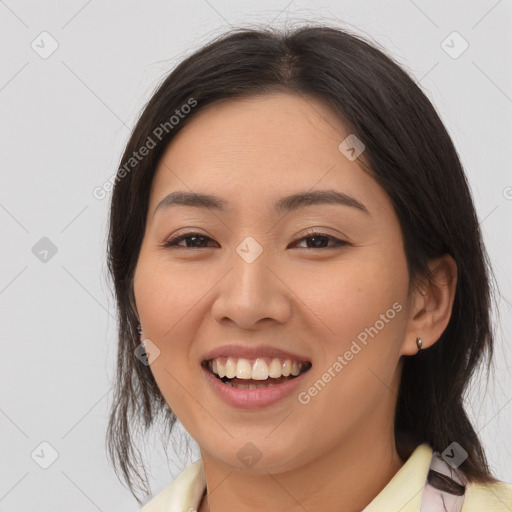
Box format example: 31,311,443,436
133,92,457,512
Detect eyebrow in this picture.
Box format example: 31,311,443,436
153,189,370,217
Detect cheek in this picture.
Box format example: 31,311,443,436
293,273,405,444
302,256,407,345
297,256,407,399
133,255,208,341
133,255,212,416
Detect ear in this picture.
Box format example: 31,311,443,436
401,254,458,355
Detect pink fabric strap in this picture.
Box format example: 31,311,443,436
420,451,467,512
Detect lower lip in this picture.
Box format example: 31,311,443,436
202,365,309,409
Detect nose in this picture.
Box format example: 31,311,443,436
210,249,292,330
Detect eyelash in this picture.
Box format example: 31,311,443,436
162,231,348,251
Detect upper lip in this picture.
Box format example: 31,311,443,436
202,344,311,363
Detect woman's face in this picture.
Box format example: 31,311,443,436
133,92,417,473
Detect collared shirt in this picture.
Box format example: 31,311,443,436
141,443,512,512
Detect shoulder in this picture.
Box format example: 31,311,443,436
140,459,206,512
463,479,512,511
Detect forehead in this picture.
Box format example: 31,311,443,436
157,92,349,169
149,93,391,218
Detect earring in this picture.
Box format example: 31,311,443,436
137,324,143,340
416,337,423,350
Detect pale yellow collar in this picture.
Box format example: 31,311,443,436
363,443,433,511
141,457,206,512
141,443,433,512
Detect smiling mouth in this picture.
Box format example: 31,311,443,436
202,356,312,389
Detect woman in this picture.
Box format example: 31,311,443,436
105,24,512,511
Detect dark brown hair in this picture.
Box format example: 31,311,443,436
105,23,499,503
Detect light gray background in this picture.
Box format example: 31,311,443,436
1,1,511,511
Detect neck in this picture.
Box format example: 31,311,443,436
198,420,405,512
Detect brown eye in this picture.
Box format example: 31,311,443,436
291,233,348,250
163,232,348,250
163,233,217,249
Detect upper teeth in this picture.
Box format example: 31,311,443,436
209,357,308,380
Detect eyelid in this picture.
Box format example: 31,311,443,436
162,230,216,249
162,228,349,250
291,231,348,250
297,226,347,240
